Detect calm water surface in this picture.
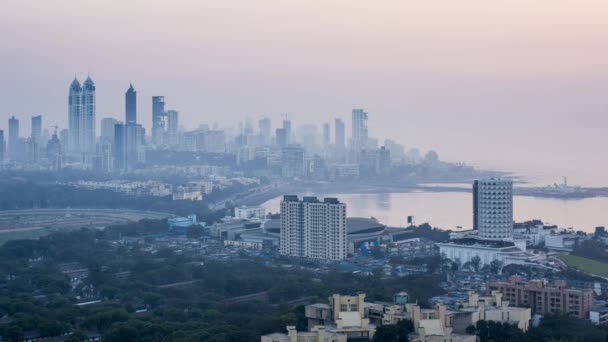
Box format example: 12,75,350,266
262,192,608,233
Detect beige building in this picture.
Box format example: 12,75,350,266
406,302,476,342
488,275,593,319
450,291,531,333
261,326,346,342
305,294,377,340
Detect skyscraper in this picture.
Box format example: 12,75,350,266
68,78,82,153
81,76,96,153
335,118,345,149
280,195,347,261
125,84,137,125
0,130,5,164
8,116,19,161
166,110,179,147
31,115,42,145
152,96,166,146
351,109,368,153
473,179,514,240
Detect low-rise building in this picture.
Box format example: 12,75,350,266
488,275,593,319
234,206,266,220
305,293,377,340
590,302,608,325
261,326,347,342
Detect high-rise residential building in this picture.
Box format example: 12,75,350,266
258,117,271,145
152,96,166,146
125,84,137,125
166,110,179,147
335,118,345,149
473,179,513,240
81,76,96,153
323,122,330,148
0,130,5,164
31,115,42,146
282,119,292,145
8,116,19,161
351,109,368,153
280,195,347,261
100,118,118,144
68,78,82,153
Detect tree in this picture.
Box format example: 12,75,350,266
372,320,413,342
489,260,503,274
186,224,204,239
470,256,481,273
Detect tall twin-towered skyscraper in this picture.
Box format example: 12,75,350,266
68,76,96,154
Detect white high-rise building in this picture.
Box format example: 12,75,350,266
280,196,347,261
81,76,96,153
473,179,514,240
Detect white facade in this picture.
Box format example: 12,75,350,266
280,196,347,261
234,206,266,220
437,241,534,267
473,179,513,240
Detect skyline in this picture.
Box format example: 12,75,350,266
2,1,608,184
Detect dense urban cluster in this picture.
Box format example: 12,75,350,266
0,78,607,342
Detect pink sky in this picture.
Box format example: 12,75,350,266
1,1,607,184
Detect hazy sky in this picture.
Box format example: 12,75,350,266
1,1,607,184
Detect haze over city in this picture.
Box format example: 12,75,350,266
2,0,607,184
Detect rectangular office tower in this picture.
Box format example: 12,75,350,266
280,195,347,261
473,179,513,240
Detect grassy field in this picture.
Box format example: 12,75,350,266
559,254,608,277
0,228,51,245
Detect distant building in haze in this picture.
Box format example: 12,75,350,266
258,117,271,145
31,115,42,146
152,96,166,146
280,195,347,261
473,179,514,240
0,130,5,164
351,108,368,154
334,118,345,149
323,122,330,148
8,116,19,161
282,119,292,145
100,117,118,144
166,110,179,148
275,128,288,148
125,84,137,125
